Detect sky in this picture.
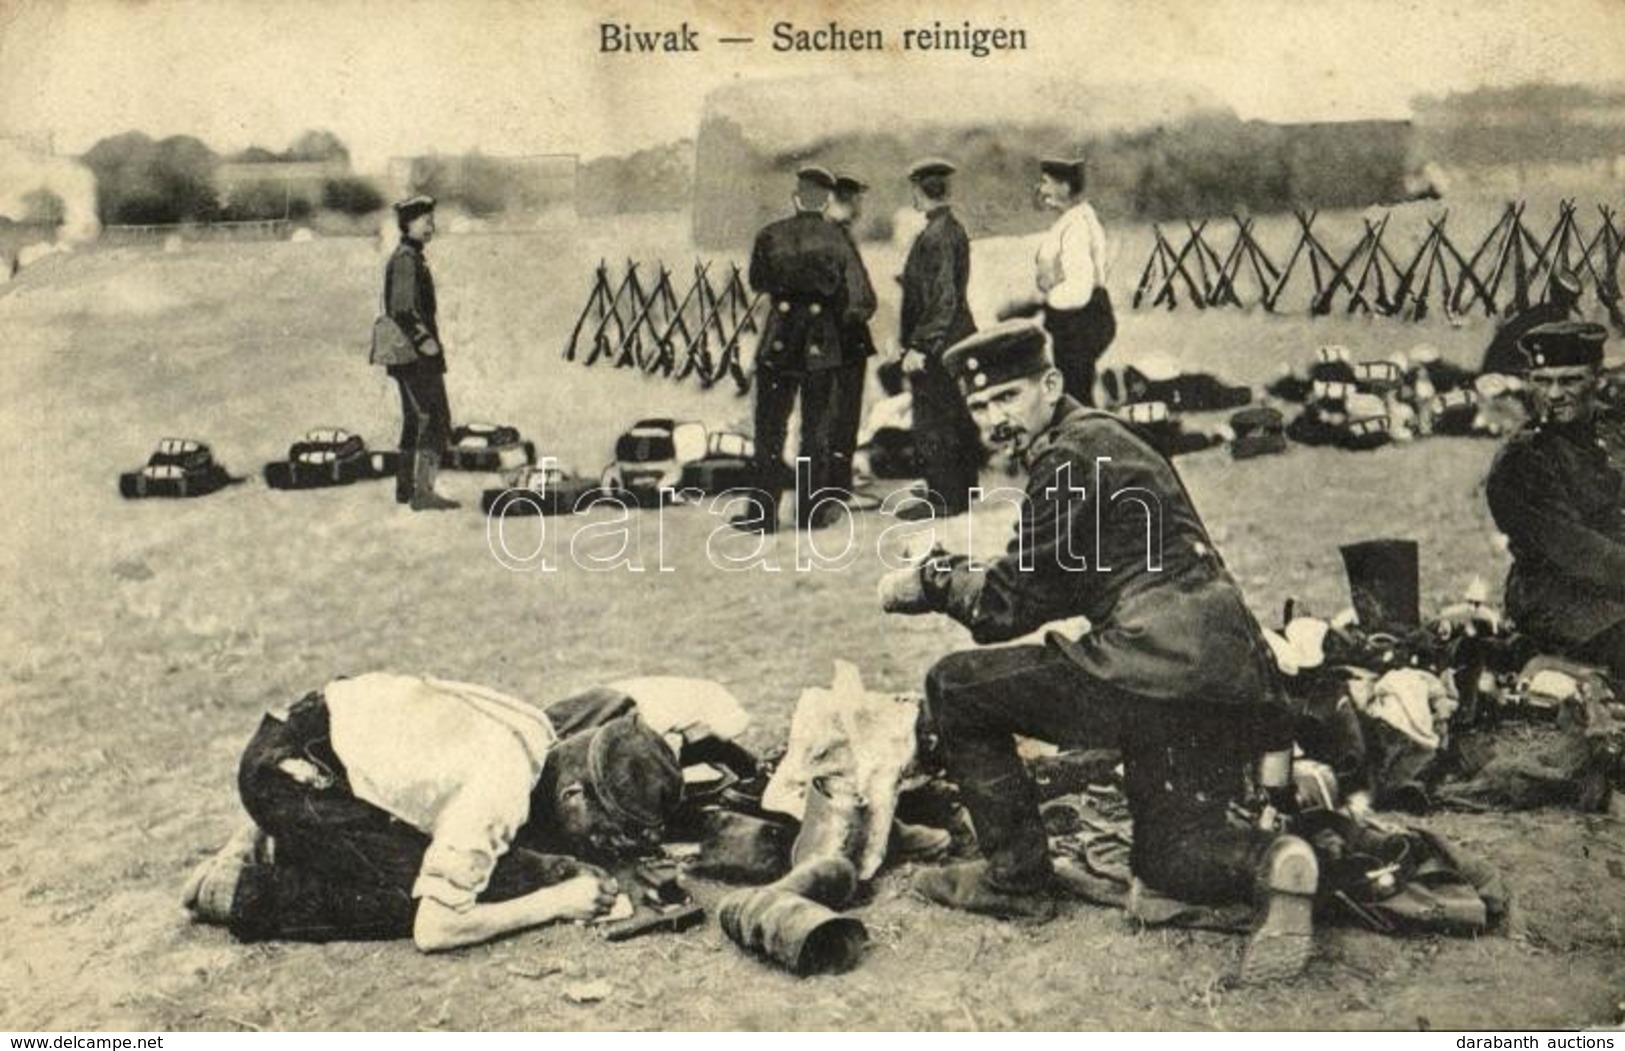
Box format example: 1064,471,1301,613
2,0,1624,171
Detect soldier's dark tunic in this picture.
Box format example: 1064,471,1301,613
900,204,981,514
384,237,452,501
829,221,878,491
1486,410,1625,676
747,210,865,520
922,397,1292,902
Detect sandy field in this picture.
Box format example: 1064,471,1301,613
0,206,1621,1031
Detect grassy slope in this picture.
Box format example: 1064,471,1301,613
0,207,1620,1031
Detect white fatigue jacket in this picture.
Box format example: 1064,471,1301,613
324,673,557,912
1035,201,1109,311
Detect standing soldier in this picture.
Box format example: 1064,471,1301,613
878,319,1318,984
898,159,980,519
742,166,863,532
1001,157,1116,405
383,195,458,511
827,174,879,503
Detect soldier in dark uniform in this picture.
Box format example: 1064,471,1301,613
1480,269,1582,377
878,320,1319,984
1486,321,1625,680
741,167,866,532
827,174,878,501
384,195,458,511
898,159,981,519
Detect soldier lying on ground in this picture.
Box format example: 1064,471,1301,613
183,674,753,951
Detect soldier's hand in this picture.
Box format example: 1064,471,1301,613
878,543,949,615
420,339,444,358
902,349,927,375
877,564,932,614
553,873,621,922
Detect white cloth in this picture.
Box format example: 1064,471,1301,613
323,673,556,911
607,676,751,751
857,391,913,446
1355,668,1453,750
762,662,920,880
1034,201,1108,311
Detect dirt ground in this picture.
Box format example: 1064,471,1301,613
1,208,1622,1032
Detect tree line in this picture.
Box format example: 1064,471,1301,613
82,129,383,225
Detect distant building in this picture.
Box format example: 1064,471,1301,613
216,159,350,208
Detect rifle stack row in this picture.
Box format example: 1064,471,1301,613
1133,201,1625,326
563,260,765,394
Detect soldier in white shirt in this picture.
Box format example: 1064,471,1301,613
1002,158,1117,405
182,673,721,951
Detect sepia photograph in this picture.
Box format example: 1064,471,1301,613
2,0,1624,1033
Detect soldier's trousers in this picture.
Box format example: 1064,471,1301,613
753,364,846,524
1044,288,1116,407
392,368,452,502
826,358,869,491
908,362,982,515
925,643,1291,904
228,692,578,942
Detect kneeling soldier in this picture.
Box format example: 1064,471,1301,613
1486,320,1625,680
879,319,1318,983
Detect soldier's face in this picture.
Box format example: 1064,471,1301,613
964,371,1063,456
1527,365,1600,424
1037,174,1072,211
542,735,662,862
551,781,660,862
407,212,435,243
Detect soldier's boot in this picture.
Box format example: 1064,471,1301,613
409,452,460,512
727,487,779,534
766,856,859,909
182,822,271,925
912,859,1056,923
1236,834,1319,985
395,450,414,505
890,819,952,863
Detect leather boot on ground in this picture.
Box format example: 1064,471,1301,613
912,859,1056,922
409,452,460,511
767,856,859,909
890,820,952,863
1235,834,1318,984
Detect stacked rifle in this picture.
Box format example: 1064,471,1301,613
1134,201,1625,325
564,260,765,394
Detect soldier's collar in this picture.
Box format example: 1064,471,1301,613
401,236,426,252
1018,397,1086,467
925,203,953,219
1537,413,1600,444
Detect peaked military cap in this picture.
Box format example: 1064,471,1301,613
586,713,683,830
1518,320,1608,370
795,165,838,191
1039,157,1087,182
1550,269,1582,299
943,319,1053,395
907,157,957,181
392,194,437,223
833,174,868,198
